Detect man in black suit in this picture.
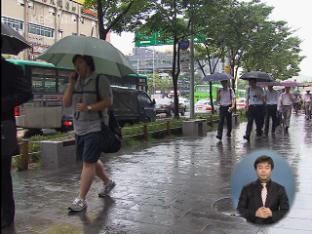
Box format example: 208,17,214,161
1,57,32,228
237,155,289,224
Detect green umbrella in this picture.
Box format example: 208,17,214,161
37,35,135,77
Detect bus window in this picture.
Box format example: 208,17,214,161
57,70,71,93
44,78,57,93
57,77,68,93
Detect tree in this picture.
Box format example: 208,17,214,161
146,73,172,95
84,0,151,40
138,0,227,117
137,0,189,118
194,42,226,113
241,20,304,80
203,0,274,91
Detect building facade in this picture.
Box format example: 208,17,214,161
1,0,98,59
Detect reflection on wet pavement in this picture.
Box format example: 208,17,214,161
3,114,312,234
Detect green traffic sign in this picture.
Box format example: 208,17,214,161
135,31,207,47
135,32,174,47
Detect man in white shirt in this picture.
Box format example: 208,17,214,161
303,90,312,120
264,85,279,135
216,80,235,140
278,87,295,132
244,80,266,141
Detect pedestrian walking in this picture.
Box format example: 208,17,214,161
293,91,302,114
264,85,279,135
278,87,295,132
244,80,266,141
303,90,312,120
216,80,235,140
1,57,32,228
63,55,115,212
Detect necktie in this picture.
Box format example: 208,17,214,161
261,183,267,207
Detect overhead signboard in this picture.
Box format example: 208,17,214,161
135,31,207,47
135,32,174,47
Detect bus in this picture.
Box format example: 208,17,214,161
194,84,246,103
8,59,149,135
194,84,222,103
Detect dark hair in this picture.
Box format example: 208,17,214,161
72,55,95,72
254,155,274,170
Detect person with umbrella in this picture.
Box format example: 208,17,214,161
240,71,273,141
63,55,116,212
264,85,279,135
216,79,236,140
1,23,32,228
303,89,312,120
203,73,235,140
38,36,136,212
243,79,266,141
277,87,296,132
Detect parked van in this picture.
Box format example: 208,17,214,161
112,87,156,126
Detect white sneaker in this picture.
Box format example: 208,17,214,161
68,197,87,212
98,180,116,197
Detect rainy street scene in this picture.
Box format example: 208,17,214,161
1,0,312,233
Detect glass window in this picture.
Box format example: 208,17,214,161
32,77,45,93
1,16,23,31
28,23,54,38
44,78,57,93
57,77,68,93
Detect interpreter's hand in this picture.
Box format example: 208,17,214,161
255,207,267,218
76,103,88,112
262,208,273,218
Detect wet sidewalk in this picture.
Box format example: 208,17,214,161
3,114,312,234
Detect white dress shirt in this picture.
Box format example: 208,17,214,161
247,87,264,105
219,88,235,106
265,89,279,105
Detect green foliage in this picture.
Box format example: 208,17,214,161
241,20,304,80
146,73,172,95
83,0,152,37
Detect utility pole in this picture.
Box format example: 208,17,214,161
152,45,155,94
24,0,29,59
189,9,195,119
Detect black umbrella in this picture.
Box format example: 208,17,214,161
202,72,234,82
1,23,31,55
240,71,274,82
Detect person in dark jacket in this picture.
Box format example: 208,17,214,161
237,155,289,224
1,57,32,228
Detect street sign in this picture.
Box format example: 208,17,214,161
224,65,231,74
135,32,174,47
135,31,207,47
179,40,189,50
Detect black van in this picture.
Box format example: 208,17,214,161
112,87,156,126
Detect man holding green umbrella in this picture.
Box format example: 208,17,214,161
39,36,135,212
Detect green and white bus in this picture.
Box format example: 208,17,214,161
8,59,148,135
194,84,246,103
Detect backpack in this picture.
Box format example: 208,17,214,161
96,75,122,153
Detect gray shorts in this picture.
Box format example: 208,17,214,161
75,131,102,163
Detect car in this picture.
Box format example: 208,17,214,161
236,98,247,110
112,87,156,126
195,99,213,113
179,97,189,113
155,98,173,117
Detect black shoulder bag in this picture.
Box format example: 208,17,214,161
96,75,122,153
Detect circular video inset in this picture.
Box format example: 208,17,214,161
231,149,295,225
